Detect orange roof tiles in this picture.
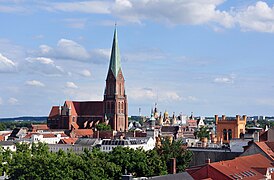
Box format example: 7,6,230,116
49,106,59,118
188,154,273,180
71,129,93,138
65,100,104,117
255,141,274,161
31,124,49,131
210,154,273,180
58,138,78,144
71,122,79,129
23,133,68,139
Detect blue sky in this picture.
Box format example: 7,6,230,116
1,0,274,117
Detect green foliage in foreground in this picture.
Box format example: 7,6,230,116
96,123,111,131
0,139,192,179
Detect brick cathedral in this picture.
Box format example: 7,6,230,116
47,28,128,132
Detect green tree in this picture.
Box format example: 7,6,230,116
196,126,210,140
156,138,193,172
96,123,111,131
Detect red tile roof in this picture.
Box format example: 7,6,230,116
255,141,274,161
71,122,79,129
65,100,104,116
49,106,59,118
23,133,39,139
23,133,68,139
71,129,93,138
58,138,78,144
31,124,49,131
188,154,273,180
42,133,68,138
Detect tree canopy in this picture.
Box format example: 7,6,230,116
0,138,192,179
96,123,111,131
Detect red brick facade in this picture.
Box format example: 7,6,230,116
47,28,128,132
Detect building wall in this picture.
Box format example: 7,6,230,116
240,143,271,161
188,149,241,167
48,144,94,153
215,115,246,143
268,128,274,141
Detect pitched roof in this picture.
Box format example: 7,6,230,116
151,172,193,180
58,138,78,144
71,129,93,138
188,154,274,180
75,138,99,146
108,27,121,78
49,106,59,118
31,124,49,131
23,133,68,139
255,141,274,161
161,126,179,133
65,101,104,116
210,154,273,179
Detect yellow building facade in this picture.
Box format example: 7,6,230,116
215,115,247,144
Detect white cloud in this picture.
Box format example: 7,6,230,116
8,97,18,105
26,57,64,76
214,77,233,84
0,5,25,13
25,80,45,87
90,48,111,63
45,1,274,33
39,45,52,54
47,1,111,14
66,82,78,89
129,87,157,100
129,87,183,102
111,0,234,27
56,39,90,60
31,57,54,64
0,97,2,105
235,1,274,33
37,39,91,62
0,53,17,73
80,69,91,77
163,91,182,101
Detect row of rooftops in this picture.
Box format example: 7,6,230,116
101,137,151,146
187,153,274,180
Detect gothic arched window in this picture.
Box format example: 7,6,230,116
228,129,232,140
223,129,227,141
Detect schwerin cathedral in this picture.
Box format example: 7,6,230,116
47,28,128,132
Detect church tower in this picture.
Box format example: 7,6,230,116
104,27,128,131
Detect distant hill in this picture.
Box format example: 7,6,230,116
0,116,47,122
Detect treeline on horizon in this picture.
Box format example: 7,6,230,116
0,139,193,180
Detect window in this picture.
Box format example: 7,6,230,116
119,83,122,95
223,129,227,141
228,129,232,140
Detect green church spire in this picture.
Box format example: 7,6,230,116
109,26,121,78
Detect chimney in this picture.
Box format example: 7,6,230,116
169,158,176,174
243,115,247,122
222,115,226,121
205,158,211,164
214,115,218,124
236,115,240,123
59,106,62,115
96,131,100,139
